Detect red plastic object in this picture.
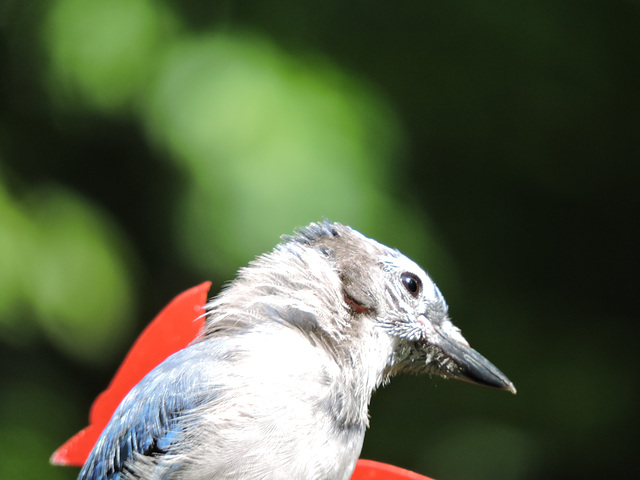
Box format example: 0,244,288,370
50,282,434,479
50,282,211,466
351,459,434,479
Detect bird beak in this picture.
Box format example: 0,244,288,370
436,334,517,394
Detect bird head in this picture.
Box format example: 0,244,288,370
206,220,515,395
289,221,516,394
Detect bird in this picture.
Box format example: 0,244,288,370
76,220,515,480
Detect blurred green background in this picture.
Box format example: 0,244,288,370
1,0,638,479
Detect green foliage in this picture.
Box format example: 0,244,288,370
28,187,136,364
143,33,424,275
45,0,179,112
0,180,136,364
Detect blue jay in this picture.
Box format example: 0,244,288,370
79,221,515,480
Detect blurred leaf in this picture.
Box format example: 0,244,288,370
143,33,444,278
27,186,136,366
45,0,179,113
0,178,38,344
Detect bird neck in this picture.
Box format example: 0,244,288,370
202,248,398,428
323,321,397,430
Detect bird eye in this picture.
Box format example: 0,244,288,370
401,272,421,297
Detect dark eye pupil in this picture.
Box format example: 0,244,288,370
401,273,421,297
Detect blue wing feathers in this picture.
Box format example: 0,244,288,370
79,344,219,480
